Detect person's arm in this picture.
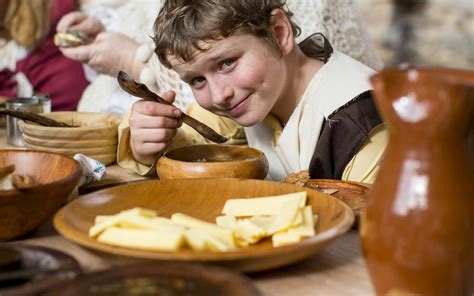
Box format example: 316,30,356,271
56,12,144,79
341,124,388,184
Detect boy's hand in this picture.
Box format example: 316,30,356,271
129,91,183,166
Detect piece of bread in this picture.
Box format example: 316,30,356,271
54,30,90,48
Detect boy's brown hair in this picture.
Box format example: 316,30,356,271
153,0,301,68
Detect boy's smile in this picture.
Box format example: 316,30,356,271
168,33,289,127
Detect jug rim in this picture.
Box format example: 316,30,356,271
371,67,474,87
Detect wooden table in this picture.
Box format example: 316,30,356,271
0,129,375,295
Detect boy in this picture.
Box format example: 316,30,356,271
119,0,387,182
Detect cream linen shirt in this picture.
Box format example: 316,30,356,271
244,47,387,182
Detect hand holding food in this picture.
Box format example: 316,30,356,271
56,11,104,40
54,29,91,48
88,191,318,252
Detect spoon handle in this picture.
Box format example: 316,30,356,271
0,109,73,127
117,71,227,143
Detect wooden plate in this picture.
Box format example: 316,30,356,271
0,245,81,296
304,179,368,227
53,178,354,272
44,262,259,296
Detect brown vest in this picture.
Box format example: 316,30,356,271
308,90,383,179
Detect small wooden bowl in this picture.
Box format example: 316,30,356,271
156,145,269,179
0,150,82,241
18,112,120,165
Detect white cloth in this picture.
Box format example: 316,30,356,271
245,36,375,181
73,154,107,187
0,39,34,97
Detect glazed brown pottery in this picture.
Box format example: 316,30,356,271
361,68,474,295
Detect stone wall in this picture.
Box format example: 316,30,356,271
354,0,473,69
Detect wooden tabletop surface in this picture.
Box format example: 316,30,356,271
0,128,375,295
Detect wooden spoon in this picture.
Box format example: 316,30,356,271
117,71,228,144
11,175,37,190
0,108,73,127
0,164,15,179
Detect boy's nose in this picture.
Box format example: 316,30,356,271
209,79,233,105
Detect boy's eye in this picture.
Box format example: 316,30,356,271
220,59,235,70
190,76,206,86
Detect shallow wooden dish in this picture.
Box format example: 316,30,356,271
157,144,269,179
305,179,369,221
18,112,120,165
44,262,259,296
53,178,354,272
0,150,81,241
0,245,81,296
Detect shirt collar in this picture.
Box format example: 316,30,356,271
263,33,334,141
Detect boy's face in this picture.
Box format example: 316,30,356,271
168,33,288,127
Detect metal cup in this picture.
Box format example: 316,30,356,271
6,96,51,147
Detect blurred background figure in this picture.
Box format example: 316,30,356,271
0,0,89,111
355,0,473,69
56,0,188,116
288,0,383,69
383,0,428,65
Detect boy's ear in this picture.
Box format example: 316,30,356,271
270,8,295,56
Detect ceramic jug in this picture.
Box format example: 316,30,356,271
361,68,474,296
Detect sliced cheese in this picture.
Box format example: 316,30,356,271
215,215,237,229
222,191,307,216
272,232,301,247
117,216,184,232
286,206,316,237
267,196,302,234
248,215,274,233
89,207,158,237
235,219,267,244
171,213,236,249
97,226,184,251
184,229,232,252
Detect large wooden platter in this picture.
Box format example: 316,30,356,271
53,178,354,272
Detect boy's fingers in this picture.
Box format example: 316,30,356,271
132,100,182,118
129,112,182,129
161,91,176,104
132,127,177,144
